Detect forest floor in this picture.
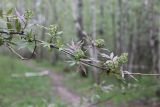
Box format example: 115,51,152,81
24,60,94,107
25,60,160,107
1,55,160,107
1,54,160,107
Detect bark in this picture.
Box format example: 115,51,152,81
115,0,124,55
50,0,60,64
72,0,85,40
123,0,129,49
98,0,105,35
146,0,160,74
90,0,99,84
115,0,129,54
112,1,116,51
39,24,46,59
71,0,88,77
128,17,138,72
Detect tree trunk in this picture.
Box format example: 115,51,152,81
128,17,138,72
72,0,85,40
98,0,105,35
50,0,60,64
115,0,124,55
146,0,160,74
71,0,88,77
90,0,99,84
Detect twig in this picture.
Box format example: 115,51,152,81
3,34,160,77
80,60,108,71
124,72,160,76
6,34,37,60
49,43,160,77
27,34,37,59
0,31,25,35
6,43,26,60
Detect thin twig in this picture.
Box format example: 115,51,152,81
124,72,160,76
6,34,37,60
28,34,37,59
0,31,25,35
3,33,160,77
6,43,26,60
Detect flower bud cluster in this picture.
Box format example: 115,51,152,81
117,53,128,65
48,25,58,36
95,39,105,48
104,53,128,73
24,9,33,20
73,49,85,60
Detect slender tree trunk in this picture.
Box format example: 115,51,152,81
72,0,85,40
98,0,105,35
50,0,60,64
112,1,117,51
90,0,99,84
146,0,160,74
40,24,46,59
128,17,138,72
71,0,88,77
115,0,124,55
123,0,129,50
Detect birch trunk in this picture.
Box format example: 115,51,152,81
145,0,160,74
115,0,124,55
71,0,88,77
99,0,105,35
90,0,99,84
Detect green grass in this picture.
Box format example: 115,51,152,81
62,72,160,107
0,55,67,107
34,59,160,107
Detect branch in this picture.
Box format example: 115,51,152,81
0,31,25,35
6,34,37,60
48,42,160,77
6,43,26,60
5,37,160,77
124,72,160,76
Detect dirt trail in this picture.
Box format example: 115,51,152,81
24,61,95,107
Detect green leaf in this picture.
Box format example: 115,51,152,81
15,18,21,32
18,42,34,52
0,9,3,18
7,8,13,15
0,37,4,46
7,18,13,30
41,41,51,48
55,38,63,48
57,31,63,35
7,22,13,30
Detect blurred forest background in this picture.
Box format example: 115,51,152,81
0,0,160,107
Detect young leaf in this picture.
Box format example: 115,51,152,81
7,22,13,30
57,31,63,35
7,8,13,15
110,52,114,59
101,53,110,59
0,9,3,18
15,8,25,23
15,18,21,32
7,17,13,30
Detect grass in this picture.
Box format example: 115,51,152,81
0,55,67,107
33,59,160,107
62,72,160,107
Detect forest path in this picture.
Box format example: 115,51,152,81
24,61,95,107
